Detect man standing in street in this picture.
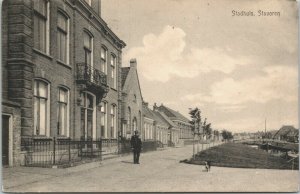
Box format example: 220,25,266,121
130,130,142,164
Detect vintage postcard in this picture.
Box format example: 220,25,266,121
1,0,299,192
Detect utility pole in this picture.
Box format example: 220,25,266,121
265,118,267,137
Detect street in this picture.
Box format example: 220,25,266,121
2,143,298,192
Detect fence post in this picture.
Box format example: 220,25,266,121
68,138,71,162
100,139,102,161
91,138,93,157
53,137,56,165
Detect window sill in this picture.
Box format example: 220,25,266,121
33,48,53,61
57,60,72,70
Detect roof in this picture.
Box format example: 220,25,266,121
273,125,298,138
155,111,177,127
121,67,130,88
143,105,155,120
152,111,171,127
157,105,190,123
143,104,170,127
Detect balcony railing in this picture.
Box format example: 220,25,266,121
77,63,107,86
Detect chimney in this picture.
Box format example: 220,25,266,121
130,58,137,69
143,101,149,107
153,103,157,111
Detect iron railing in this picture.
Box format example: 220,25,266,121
21,138,102,167
20,138,159,167
77,63,107,86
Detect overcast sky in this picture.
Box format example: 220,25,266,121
102,0,298,132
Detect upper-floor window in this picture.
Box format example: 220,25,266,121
101,47,107,74
83,31,93,66
34,0,50,54
57,87,69,136
34,79,50,136
57,12,69,64
110,54,117,89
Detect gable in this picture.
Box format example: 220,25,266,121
122,67,143,102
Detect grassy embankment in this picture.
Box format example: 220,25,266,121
185,143,298,170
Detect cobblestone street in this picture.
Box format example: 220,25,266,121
2,143,298,192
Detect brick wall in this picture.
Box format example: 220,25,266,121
2,101,21,166
3,0,125,144
121,60,144,139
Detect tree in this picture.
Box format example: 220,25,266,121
204,123,212,139
221,129,233,142
189,107,201,159
189,107,201,134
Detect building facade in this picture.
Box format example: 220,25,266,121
120,59,144,139
2,0,125,166
142,102,155,141
155,104,193,145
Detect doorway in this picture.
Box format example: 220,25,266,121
2,115,10,166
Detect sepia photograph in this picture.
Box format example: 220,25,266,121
1,0,299,192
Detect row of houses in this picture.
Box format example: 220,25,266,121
233,125,299,143
1,0,193,167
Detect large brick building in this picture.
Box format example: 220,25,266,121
2,0,125,166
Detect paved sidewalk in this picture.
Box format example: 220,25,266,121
2,143,299,192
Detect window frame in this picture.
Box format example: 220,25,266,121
110,104,117,139
101,46,108,74
57,86,70,137
33,79,50,137
83,31,93,67
110,54,117,89
57,11,70,64
100,101,107,138
33,0,50,54
80,92,96,140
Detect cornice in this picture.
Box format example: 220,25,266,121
73,0,126,50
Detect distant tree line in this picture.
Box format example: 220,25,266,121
221,130,233,142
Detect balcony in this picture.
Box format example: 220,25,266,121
76,63,109,98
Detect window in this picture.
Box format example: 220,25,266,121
34,0,49,54
57,87,69,136
100,102,107,138
57,12,69,64
110,54,117,88
127,107,131,134
80,92,95,140
110,105,117,138
34,80,50,136
100,47,107,74
83,31,93,66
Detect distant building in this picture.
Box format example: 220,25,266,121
143,102,170,145
154,104,193,146
273,125,299,142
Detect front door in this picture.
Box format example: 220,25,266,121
2,115,10,166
